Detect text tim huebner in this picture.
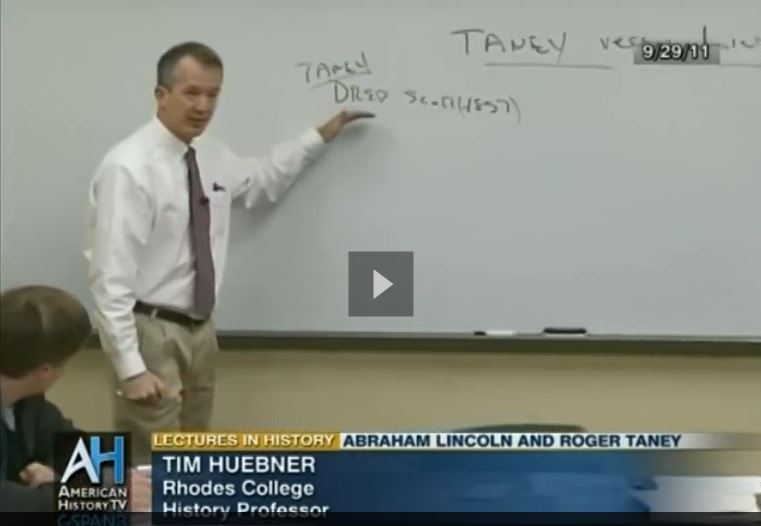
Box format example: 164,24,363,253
161,455,329,520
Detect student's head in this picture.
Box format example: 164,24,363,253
0,286,92,394
155,42,224,144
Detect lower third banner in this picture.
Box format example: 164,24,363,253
150,450,651,523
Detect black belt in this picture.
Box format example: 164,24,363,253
133,301,208,329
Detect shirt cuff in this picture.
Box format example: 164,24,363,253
109,348,147,381
300,128,326,157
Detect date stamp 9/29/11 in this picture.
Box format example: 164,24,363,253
634,41,720,65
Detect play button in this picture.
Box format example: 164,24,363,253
349,252,414,316
373,270,394,299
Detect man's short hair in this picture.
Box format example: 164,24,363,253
157,41,223,88
0,286,92,378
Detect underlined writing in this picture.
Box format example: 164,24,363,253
451,25,761,70
292,23,758,126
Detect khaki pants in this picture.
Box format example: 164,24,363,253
110,313,219,464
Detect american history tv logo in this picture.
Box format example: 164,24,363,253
55,432,131,512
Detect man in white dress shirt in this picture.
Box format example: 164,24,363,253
84,42,372,462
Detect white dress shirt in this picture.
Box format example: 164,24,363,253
84,117,325,380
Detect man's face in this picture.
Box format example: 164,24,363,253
155,55,223,143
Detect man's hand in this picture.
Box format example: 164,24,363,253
317,109,375,143
19,462,55,488
130,469,152,512
120,371,166,403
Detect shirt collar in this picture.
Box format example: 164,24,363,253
2,405,15,431
148,115,201,158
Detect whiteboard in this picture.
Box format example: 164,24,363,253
2,0,760,338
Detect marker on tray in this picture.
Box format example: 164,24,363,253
543,327,588,336
474,330,518,337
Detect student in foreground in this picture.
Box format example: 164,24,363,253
0,285,150,512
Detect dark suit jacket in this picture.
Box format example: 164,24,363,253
0,395,78,512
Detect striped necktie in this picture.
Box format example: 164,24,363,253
185,147,215,318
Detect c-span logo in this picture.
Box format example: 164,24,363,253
55,432,131,512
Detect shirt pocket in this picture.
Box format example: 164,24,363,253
207,192,230,240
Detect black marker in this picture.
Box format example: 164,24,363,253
543,327,588,336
